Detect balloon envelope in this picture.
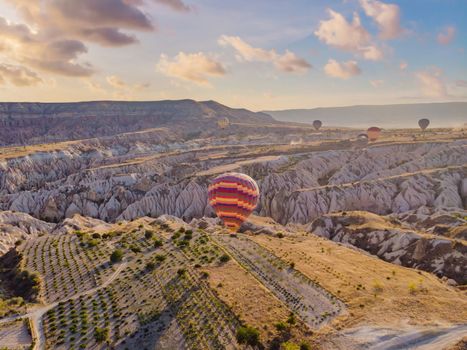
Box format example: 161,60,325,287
418,118,430,130
208,172,259,232
313,120,322,131
367,127,381,141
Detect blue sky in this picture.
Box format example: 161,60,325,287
0,0,465,110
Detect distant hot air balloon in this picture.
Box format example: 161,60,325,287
208,172,259,232
356,133,369,145
367,127,381,141
418,118,430,131
217,117,230,129
313,120,322,131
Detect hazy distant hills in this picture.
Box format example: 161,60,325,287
0,100,275,146
264,102,467,129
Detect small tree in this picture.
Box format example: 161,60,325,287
110,249,124,263
219,254,230,263
94,327,109,343
236,326,260,347
144,230,154,240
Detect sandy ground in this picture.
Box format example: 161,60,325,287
0,320,32,349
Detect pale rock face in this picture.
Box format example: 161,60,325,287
1,140,466,227
309,213,467,284
0,211,54,254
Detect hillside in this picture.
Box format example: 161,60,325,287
0,100,276,146
264,102,467,128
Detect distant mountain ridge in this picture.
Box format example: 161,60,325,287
264,102,467,129
0,99,275,146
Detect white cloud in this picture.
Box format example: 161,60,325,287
314,9,383,61
0,63,42,86
324,59,361,79
437,26,456,45
370,79,384,87
107,75,127,89
415,68,447,98
219,35,311,73
399,61,408,70
360,0,403,39
156,52,226,86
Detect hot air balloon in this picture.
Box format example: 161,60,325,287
356,133,369,145
367,127,381,141
208,172,259,232
313,120,322,131
418,118,430,131
217,117,230,129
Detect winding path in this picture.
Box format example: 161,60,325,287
0,261,127,350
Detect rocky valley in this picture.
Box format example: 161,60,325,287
0,100,466,350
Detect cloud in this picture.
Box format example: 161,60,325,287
0,0,160,81
0,18,94,77
106,75,150,90
0,63,42,86
314,9,383,61
360,0,403,39
455,80,467,88
156,52,226,86
415,68,447,98
437,26,456,45
153,0,192,12
324,59,361,79
399,61,408,70
219,35,311,73
370,79,384,87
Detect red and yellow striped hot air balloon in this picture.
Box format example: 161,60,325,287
367,127,382,141
208,172,260,232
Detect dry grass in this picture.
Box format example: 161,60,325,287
204,259,291,343
251,233,467,330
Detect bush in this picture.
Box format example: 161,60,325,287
281,342,300,350
129,245,141,253
154,239,163,248
300,342,312,350
145,262,156,271
219,254,230,263
274,321,289,332
144,230,154,240
91,233,100,239
177,269,186,277
155,254,166,262
277,232,284,238
236,326,260,347
408,282,417,294
110,249,124,263
94,327,109,343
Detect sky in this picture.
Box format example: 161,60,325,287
0,0,466,111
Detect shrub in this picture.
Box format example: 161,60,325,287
155,254,166,262
94,327,109,343
154,239,163,248
110,249,124,263
277,232,284,238
274,321,289,332
372,280,384,295
91,233,100,239
129,245,141,253
219,254,230,263
300,342,312,350
236,326,260,347
15,240,23,246
145,262,156,271
281,342,300,350
177,269,186,277
144,230,154,240
408,282,417,294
